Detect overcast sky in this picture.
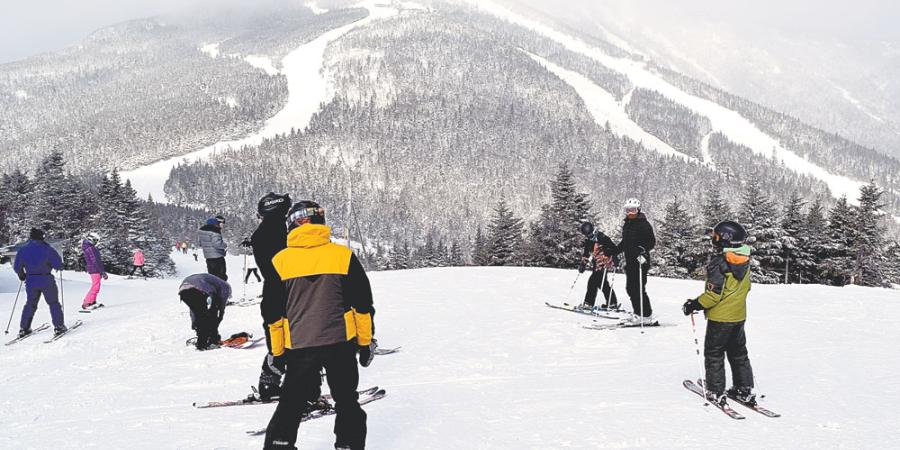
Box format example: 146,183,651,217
2,0,899,64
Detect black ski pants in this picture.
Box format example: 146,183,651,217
583,268,617,307
265,341,366,450
206,257,227,281
704,320,754,394
245,267,261,283
179,288,225,349
624,261,651,317
128,265,147,277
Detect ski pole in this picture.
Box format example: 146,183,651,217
564,271,582,302
638,261,644,333
59,270,65,311
596,265,608,309
4,279,24,334
689,312,709,404
242,254,248,301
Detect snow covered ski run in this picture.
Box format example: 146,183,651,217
683,379,745,420
4,323,49,345
43,320,83,343
193,386,381,409
544,301,628,320
79,303,105,313
245,389,388,436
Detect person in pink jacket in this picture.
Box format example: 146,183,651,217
129,248,147,278
82,233,107,310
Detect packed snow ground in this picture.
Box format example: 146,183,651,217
122,2,399,203
2,251,900,449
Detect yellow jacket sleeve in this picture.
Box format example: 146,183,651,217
268,318,290,356
353,310,373,346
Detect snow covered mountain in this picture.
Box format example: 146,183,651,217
1,252,898,448
1,0,899,246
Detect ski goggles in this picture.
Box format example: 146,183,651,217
288,207,325,224
625,207,639,215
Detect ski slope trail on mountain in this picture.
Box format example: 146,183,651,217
2,251,899,448
477,0,865,201
122,2,399,203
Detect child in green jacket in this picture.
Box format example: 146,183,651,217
683,220,757,406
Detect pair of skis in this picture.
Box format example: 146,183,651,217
546,301,675,330
5,320,84,345
244,388,387,436
185,332,264,350
683,379,780,419
194,385,381,409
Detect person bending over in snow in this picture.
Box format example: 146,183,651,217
613,198,656,325
264,200,375,450
81,232,107,310
14,228,67,337
178,273,232,350
577,222,619,311
682,220,756,406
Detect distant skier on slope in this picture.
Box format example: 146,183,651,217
244,249,261,283
129,247,147,278
81,232,107,310
682,220,757,406
13,228,67,337
264,200,375,450
244,192,293,401
613,198,656,325
178,273,232,350
199,217,227,281
577,222,619,311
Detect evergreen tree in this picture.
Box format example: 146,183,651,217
31,151,93,266
448,240,464,266
386,241,411,270
471,227,489,266
853,181,887,286
800,197,828,283
780,191,807,283
486,199,524,266
656,196,703,278
0,170,34,243
739,178,783,283
701,185,732,230
526,164,593,268
820,196,856,285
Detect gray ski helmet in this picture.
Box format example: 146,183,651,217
579,222,594,237
287,200,325,229
257,192,292,217
712,221,747,248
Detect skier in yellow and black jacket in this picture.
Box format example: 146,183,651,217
264,201,374,450
682,220,756,407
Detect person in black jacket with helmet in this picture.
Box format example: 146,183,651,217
577,222,620,311
244,192,293,401
614,198,657,325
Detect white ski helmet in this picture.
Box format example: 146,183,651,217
86,232,100,245
623,198,641,211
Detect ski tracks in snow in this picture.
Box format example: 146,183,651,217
123,2,399,203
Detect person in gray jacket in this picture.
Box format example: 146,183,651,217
199,217,228,280
178,273,232,350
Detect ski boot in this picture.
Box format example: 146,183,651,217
727,386,757,406
81,302,95,311
53,325,68,337
577,303,595,312
705,390,727,406
257,377,282,402
17,328,32,339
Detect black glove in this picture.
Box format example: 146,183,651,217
18,273,26,281
577,261,586,273
682,298,703,316
240,238,251,248
358,341,375,367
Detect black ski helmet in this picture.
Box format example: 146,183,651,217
287,200,325,229
257,192,292,217
711,221,747,248
579,222,595,237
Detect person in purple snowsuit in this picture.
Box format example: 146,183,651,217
13,228,66,336
82,233,107,309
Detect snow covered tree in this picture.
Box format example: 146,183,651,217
852,181,887,286
780,191,807,283
820,196,856,285
701,185,732,230
448,240,464,266
0,170,34,243
799,197,828,283
525,164,593,268
486,199,524,266
386,241,411,270
656,196,704,278
471,227,490,266
739,178,783,283
31,151,94,266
